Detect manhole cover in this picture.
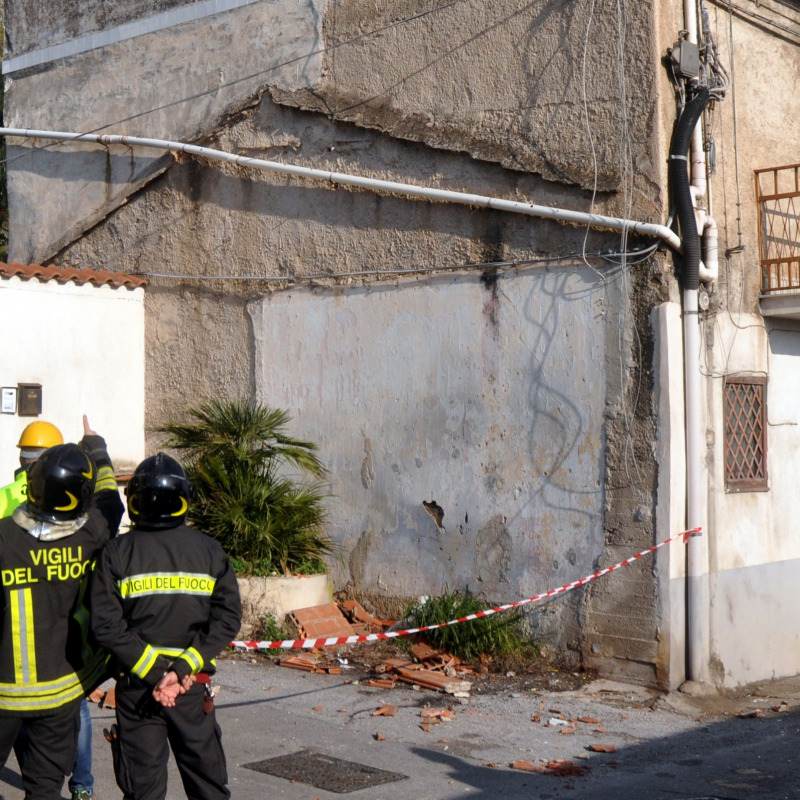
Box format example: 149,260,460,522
244,750,407,793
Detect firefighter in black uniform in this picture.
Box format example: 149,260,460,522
0,430,124,800
90,453,242,800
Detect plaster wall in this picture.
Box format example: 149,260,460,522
5,0,213,54
249,269,608,603
641,0,800,687
3,0,666,265
701,314,800,686
704,0,800,308
711,559,800,687
705,315,800,571
4,0,324,263
0,277,145,480
272,0,663,205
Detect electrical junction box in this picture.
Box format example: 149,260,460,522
670,39,700,79
17,383,42,416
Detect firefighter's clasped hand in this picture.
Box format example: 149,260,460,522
151,670,197,708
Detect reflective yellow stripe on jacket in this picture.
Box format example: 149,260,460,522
94,465,117,494
10,588,37,684
0,652,106,712
130,645,213,679
118,572,216,599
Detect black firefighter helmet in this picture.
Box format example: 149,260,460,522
126,453,191,530
26,443,96,522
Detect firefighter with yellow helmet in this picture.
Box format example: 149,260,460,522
0,421,64,518
0,418,123,799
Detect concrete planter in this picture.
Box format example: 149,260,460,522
236,573,333,638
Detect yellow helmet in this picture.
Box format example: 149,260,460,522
17,421,64,450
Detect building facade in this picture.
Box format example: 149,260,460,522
3,0,800,689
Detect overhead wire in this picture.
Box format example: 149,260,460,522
0,0,472,169
711,0,800,45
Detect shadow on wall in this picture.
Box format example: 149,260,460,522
521,267,607,525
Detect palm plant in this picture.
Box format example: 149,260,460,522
157,398,332,576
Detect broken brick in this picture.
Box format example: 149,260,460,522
287,604,356,641
511,760,545,773
393,666,471,695
340,599,396,631
365,678,397,689
412,642,442,662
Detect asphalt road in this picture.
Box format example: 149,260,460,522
2,656,800,799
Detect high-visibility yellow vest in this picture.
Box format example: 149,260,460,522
0,472,27,520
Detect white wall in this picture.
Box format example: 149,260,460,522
705,314,800,686
0,276,145,483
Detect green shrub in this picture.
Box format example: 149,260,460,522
257,614,290,643
158,398,334,575
407,588,528,661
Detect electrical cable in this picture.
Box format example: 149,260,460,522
129,246,660,283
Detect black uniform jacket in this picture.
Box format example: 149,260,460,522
90,523,242,685
0,435,123,716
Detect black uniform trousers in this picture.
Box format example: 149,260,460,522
0,700,81,800
115,677,229,800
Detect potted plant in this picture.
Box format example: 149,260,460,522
157,398,334,634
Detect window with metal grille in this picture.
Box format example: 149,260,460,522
724,376,768,492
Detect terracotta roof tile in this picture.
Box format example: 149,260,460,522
0,261,148,290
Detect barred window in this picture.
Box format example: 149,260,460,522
755,164,800,294
724,376,768,492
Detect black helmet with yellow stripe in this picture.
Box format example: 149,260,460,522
126,453,191,530
26,444,96,522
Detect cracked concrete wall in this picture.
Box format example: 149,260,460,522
249,270,609,610
273,0,662,205
53,90,657,656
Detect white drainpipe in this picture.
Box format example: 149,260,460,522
683,0,710,687
0,127,683,251
698,212,719,283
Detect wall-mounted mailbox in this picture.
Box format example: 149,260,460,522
17,383,42,416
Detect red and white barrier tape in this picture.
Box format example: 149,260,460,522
231,526,701,651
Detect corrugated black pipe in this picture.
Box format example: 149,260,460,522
669,87,710,292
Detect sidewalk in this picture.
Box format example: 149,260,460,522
4,657,800,799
